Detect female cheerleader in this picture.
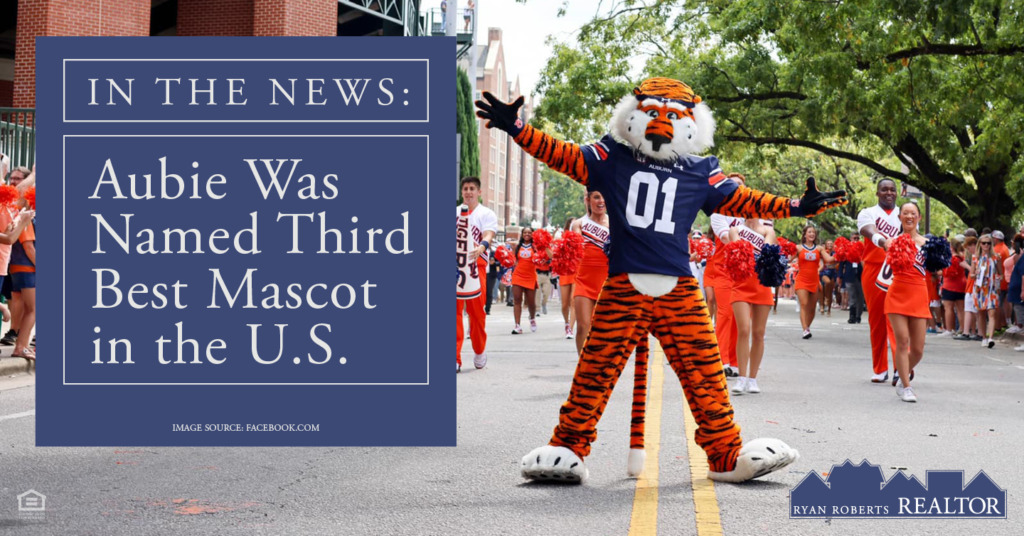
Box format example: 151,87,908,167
793,225,834,339
885,202,929,403
571,190,610,355
728,218,777,394
558,217,578,339
510,227,539,334
819,239,839,316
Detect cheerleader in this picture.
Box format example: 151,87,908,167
572,190,610,355
884,202,929,403
511,227,539,334
793,225,834,339
819,239,839,316
558,217,578,339
728,218,777,394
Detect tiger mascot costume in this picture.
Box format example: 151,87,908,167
476,77,847,483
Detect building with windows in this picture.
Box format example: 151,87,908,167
0,0,424,109
459,27,545,229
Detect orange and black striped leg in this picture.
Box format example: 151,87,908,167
549,274,652,459
627,332,651,477
630,333,650,451
649,277,742,473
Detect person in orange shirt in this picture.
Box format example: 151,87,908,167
793,225,834,339
858,179,901,382
955,237,980,341
992,230,1010,329
510,227,539,334
557,217,578,340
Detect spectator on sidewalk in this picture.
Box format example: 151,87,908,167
1007,234,1024,350
970,234,1001,349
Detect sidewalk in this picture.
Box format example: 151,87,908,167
0,345,34,377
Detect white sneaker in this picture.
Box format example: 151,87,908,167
731,377,747,395
802,330,812,339
746,378,761,393
901,386,917,403
987,338,995,349
981,338,988,347
935,330,952,337
1015,345,1024,352
511,325,523,334
565,324,574,339
870,371,889,383
894,377,904,397
1006,325,1022,334
473,353,487,369
530,319,538,332
729,365,740,376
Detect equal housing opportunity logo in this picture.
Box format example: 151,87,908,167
790,459,1006,518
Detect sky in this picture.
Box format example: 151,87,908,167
428,0,601,96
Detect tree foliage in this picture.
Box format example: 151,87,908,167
456,67,480,189
542,164,586,229
532,0,1024,231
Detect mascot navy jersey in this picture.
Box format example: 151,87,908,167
582,135,738,277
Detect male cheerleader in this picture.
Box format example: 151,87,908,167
858,178,901,382
457,177,497,371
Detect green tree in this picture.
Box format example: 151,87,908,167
542,164,586,229
456,66,480,198
532,1,1024,231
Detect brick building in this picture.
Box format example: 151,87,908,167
0,0,423,108
460,27,545,229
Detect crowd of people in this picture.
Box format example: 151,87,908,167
0,164,37,362
459,175,1024,405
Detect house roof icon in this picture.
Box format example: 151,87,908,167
17,489,46,512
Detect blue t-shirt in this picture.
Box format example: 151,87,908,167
1008,253,1024,305
581,135,737,277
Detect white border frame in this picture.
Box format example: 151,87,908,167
63,59,429,123
62,134,430,386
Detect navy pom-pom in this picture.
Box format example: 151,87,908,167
922,234,952,272
755,244,787,287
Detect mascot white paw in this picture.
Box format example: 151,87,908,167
706,438,799,483
521,445,588,483
627,448,646,477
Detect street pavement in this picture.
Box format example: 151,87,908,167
1,295,1022,535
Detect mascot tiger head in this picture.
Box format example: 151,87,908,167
609,77,716,162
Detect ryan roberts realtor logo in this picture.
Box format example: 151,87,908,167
789,459,1006,518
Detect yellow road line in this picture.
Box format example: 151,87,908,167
628,338,663,536
683,381,724,536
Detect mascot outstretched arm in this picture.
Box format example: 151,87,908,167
477,78,847,484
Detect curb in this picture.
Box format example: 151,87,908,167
0,356,34,377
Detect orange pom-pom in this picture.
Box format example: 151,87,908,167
551,231,584,276
777,236,797,258
494,244,516,268
0,185,18,209
833,236,851,262
691,237,715,262
886,234,917,273
845,241,864,262
532,228,552,253
24,187,35,210
723,240,756,282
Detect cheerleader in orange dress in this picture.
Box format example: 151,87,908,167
511,227,539,334
884,202,929,403
793,225,834,339
558,217,578,339
728,218,777,394
571,190,610,356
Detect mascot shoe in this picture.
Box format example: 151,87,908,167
520,445,588,483
706,438,799,483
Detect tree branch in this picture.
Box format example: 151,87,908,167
885,43,1024,62
723,135,907,180
710,91,808,102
